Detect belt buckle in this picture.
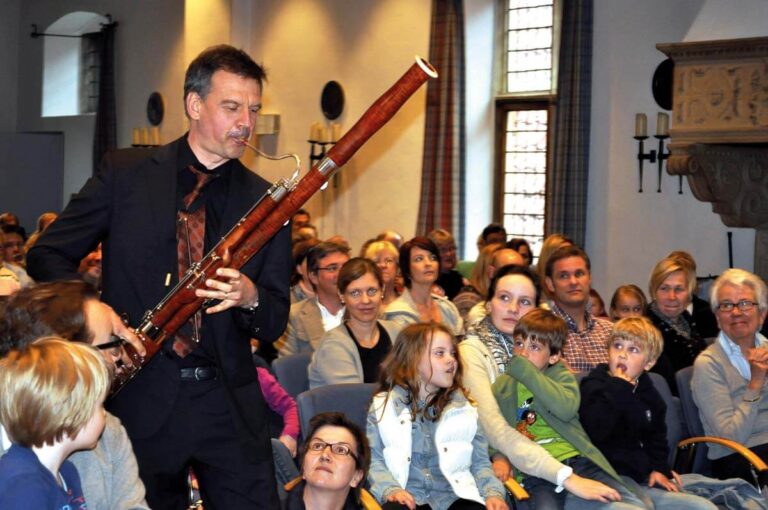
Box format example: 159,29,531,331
194,367,205,381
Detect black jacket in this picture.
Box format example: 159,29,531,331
579,364,672,483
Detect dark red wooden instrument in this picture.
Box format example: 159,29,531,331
111,57,438,394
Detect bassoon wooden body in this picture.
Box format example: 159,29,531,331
111,57,437,394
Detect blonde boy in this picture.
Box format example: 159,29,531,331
492,309,646,510
579,317,716,510
0,338,110,509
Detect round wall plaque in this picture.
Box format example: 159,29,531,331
321,81,344,120
147,92,165,126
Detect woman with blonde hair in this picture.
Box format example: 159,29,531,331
363,240,401,306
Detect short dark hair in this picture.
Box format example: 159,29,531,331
544,245,591,279
337,258,383,294
507,238,533,263
307,242,350,274
0,281,98,357
513,308,568,355
291,238,320,285
399,237,440,288
183,45,267,115
481,223,506,243
300,411,370,501
1,224,27,242
293,209,310,219
487,264,540,303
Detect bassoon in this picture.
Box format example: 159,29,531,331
111,56,438,395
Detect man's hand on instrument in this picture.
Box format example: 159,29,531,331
197,268,259,314
106,304,145,357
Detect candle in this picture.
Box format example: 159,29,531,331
151,126,160,146
132,128,140,145
140,127,149,145
635,113,647,137
331,123,342,142
656,112,669,136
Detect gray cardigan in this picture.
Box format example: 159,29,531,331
383,288,463,336
1,413,148,510
692,334,768,459
308,320,402,388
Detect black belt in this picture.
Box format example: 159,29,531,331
179,366,218,381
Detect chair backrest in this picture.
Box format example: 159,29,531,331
675,365,711,473
296,383,377,439
272,352,313,398
648,371,685,465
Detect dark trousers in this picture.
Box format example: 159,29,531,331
382,499,485,510
712,442,768,485
129,378,278,510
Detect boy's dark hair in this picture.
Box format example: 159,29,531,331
481,223,506,243
183,45,266,116
1,224,27,241
513,308,568,355
544,245,591,279
398,237,440,288
300,411,370,503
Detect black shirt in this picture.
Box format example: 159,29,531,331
346,322,391,383
436,269,464,300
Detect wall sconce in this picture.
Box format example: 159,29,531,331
633,112,681,193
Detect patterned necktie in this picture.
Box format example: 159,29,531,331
173,166,217,357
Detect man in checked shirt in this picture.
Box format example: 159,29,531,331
544,245,613,373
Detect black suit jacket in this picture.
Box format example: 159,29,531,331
27,137,291,460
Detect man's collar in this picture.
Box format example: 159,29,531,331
551,301,593,332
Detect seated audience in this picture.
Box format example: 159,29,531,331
428,228,465,300
646,257,708,395
589,289,608,318
459,265,618,503
291,239,320,303
492,310,642,509
452,242,503,321
0,226,33,287
0,338,110,509
506,237,533,266
376,229,404,250
367,323,508,510
479,223,507,249
308,258,401,388
283,412,369,510
609,284,647,321
580,317,717,510
544,245,612,373
667,250,719,340
278,241,351,356
693,268,768,482
24,211,58,251
383,237,462,336
0,281,149,509
535,234,573,303
363,240,401,306
465,247,526,326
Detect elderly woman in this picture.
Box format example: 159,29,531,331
283,412,370,510
383,237,462,336
427,228,465,300
647,257,708,395
308,258,401,388
459,265,619,502
363,240,401,306
692,268,768,482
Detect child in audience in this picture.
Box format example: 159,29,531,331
579,317,716,509
366,323,508,510
0,337,110,509
608,285,647,321
491,309,645,510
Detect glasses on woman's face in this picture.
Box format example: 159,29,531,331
307,439,358,461
376,257,396,267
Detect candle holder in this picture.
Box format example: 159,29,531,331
633,136,656,193
308,140,337,188
652,134,680,194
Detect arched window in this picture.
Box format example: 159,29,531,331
41,11,106,118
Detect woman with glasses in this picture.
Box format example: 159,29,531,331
384,237,463,336
309,258,401,388
284,411,370,510
692,268,768,482
363,240,401,306
646,257,708,395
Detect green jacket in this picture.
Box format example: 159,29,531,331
491,356,622,484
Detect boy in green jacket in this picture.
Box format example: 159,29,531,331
491,309,645,510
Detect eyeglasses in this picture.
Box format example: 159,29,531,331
376,258,397,267
307,440,358,460
346,288,380,300
316,264,342,273
95,336,128,356
717,300,759,313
